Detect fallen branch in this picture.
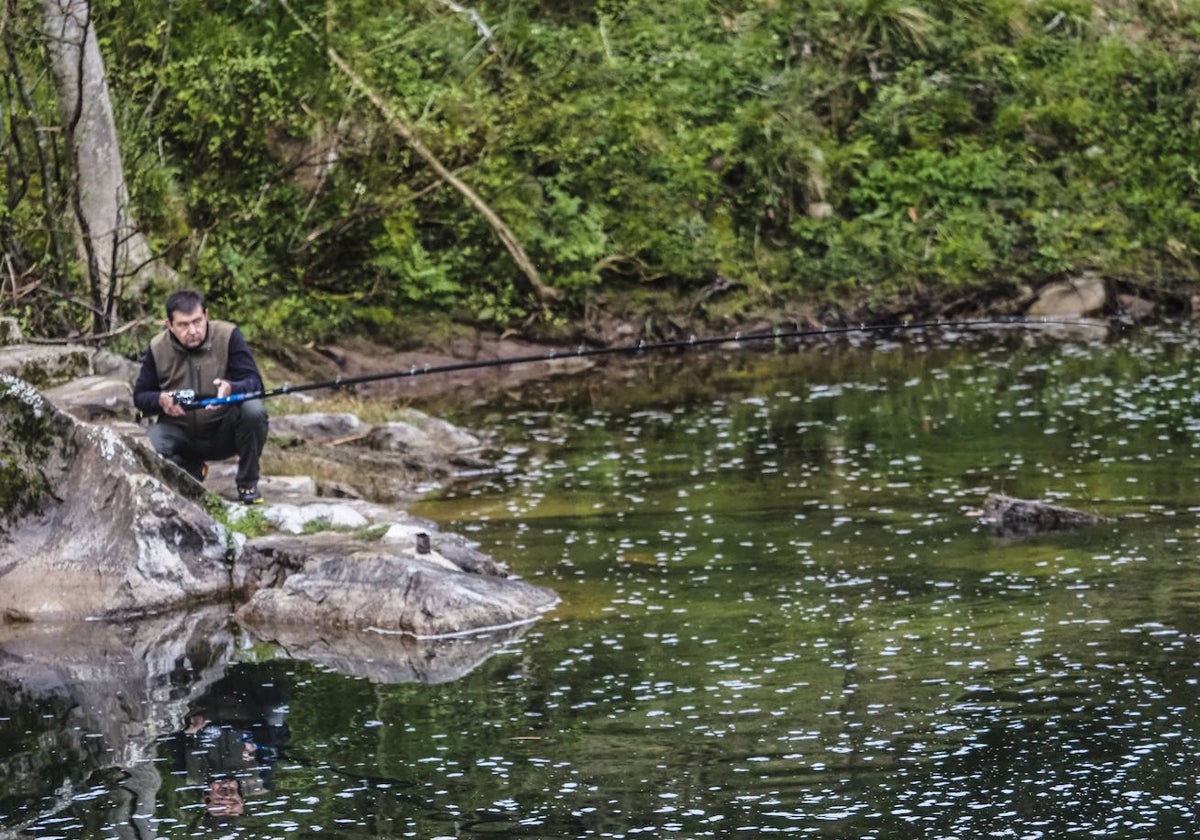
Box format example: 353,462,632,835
277,0,561,303
23,316,151,345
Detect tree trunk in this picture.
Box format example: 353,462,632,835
39,0,165,330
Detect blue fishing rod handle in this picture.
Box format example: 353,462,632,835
182,391,257,410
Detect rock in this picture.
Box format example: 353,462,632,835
0,370,556,639
366,420,432,452
979,493,1110,539
1027,272,1108,318
268,412,368,444
366,410,482,455
255,500,370,535
0,344,94,388
314,479,363,499
0,340,138,389
90,348,141,380
426,530,510,577
236,535,558,638
1117,293,1156,322
42,374,137,422
0,374,233,621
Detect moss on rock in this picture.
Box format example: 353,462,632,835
0,375,66,524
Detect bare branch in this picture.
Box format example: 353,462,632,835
430,0,496,51
277,0,561,303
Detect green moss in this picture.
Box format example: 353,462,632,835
300,518,333,535
7,352,90,389
0,458,45,520
0,377,59,459
0,377,62,522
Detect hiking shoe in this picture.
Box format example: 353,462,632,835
237,485,263,505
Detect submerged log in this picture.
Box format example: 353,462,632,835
980,493,1110,539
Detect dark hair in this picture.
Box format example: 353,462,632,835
166,289,206,321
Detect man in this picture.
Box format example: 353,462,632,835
133,289,269,504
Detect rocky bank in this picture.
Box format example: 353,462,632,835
0,318,558,639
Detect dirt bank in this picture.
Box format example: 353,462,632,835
255,276,1188,412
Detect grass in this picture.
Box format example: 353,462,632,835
205,493,273,538
300,519,391,540
205,493,393,541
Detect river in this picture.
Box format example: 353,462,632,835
4,322,1200,837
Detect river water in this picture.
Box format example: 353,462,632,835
5,323,1200,838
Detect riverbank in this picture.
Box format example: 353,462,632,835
0,319,558,634
253,272,1171,413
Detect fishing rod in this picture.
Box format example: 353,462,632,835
175,316,1108,410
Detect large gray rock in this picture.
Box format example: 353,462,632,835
236,534,558,638
268,411,367,443
367,410,482,455
0,374,232,621
0,340,138,389
43,374,137,422
0,344,93,388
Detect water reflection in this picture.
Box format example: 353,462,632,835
410,326,1200,837
162,704,286,828
0,608,528,836
9,326,1200,837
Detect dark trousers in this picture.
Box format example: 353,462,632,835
148,400,269,488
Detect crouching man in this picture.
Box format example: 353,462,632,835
133,289,269,505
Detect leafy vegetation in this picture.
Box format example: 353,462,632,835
5,0,1200,344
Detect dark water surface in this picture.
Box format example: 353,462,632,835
6,323,1200,838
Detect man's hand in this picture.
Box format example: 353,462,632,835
158,391,186,418
208,378,233,411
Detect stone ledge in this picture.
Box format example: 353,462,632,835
1,370,557,638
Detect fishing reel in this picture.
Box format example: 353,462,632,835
171,389,197,407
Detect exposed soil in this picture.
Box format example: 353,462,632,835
256,278,1192,412
260,332,601,411
257,296,992,408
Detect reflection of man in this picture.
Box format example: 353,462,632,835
205,777,245,819
168,710,266,824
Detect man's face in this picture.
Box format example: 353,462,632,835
168,305,208,349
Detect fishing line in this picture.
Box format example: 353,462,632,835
176,316,1108,410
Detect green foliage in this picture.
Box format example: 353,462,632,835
9,0,1200,338
369,207,465,306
